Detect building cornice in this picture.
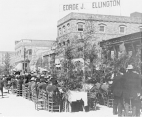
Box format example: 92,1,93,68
57,12,142,27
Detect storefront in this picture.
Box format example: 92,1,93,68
100,31,142,73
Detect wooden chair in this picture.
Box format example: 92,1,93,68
42,90,48,110
27,88,32,101
11,85,17,94
22,85,25,98
47,92,60,112
35,90,46,111
24,86,28,99
16,84,22,96
87,92,98,111
107,98,114,108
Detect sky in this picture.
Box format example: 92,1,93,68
0,0,142,51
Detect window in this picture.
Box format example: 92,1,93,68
67,23,70,32
59,28,62,36
63,41,65,45
63,26,66,34
67,40,70,44
59,43,61,47
139,26,142,31
99,25,105,32
119,25,126,33
99,23,106,32
29,49,32,55
77,22,84,31
25,63,27,67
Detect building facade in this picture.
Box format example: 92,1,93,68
14,39,55,72
100,31,142,72
41,41,57,71
56,12,142,65
57,12,142,46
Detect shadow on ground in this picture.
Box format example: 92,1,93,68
95,106,100,110
0,94,9,98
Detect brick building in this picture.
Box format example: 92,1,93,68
56,12,142,64
57,12,142,46
14,39,55,72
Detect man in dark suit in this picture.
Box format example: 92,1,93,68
111,67,125,117
123,64,141,117
0,78,4,98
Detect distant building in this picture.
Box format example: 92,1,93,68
14,39,55,73
42,42,57,71
130,12,142,18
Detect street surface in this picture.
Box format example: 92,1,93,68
0,89,126,117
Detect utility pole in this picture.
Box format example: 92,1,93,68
140,31,142,74
23,47,26,74
140,15,142,74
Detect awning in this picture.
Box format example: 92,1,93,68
15,63,23,71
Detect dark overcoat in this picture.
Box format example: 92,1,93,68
0,79,4,89
123,71,141,99
111,73,124,97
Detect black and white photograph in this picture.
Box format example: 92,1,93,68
0,0,142,117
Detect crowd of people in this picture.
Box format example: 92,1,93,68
0,73,64,111
0,64,142,116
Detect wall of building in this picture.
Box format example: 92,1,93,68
14,39,55,72
57,12,142,47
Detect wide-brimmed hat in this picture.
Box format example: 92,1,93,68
127,65,134,69
31,77,35,81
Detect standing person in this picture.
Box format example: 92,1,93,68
0,78,4,98
123,64,141,117
111,67,125,117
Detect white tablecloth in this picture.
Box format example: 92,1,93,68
67,90,88,106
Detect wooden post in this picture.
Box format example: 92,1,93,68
140,32,142,74
23,47,26,74
131,42,136,57
113,46,118,59
107,47,111,60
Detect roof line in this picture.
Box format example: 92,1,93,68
16,39,56,41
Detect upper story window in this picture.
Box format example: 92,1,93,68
58,28,62,36
29,49,32,55
63,41,66,46
99,23,106,32
119,25,126,33
139,26,142,31
67,40,70,44
63,26,66,34
67,23,70,32
77,22,84,32
59,43,61,47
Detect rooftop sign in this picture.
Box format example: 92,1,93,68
60,0,120,12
